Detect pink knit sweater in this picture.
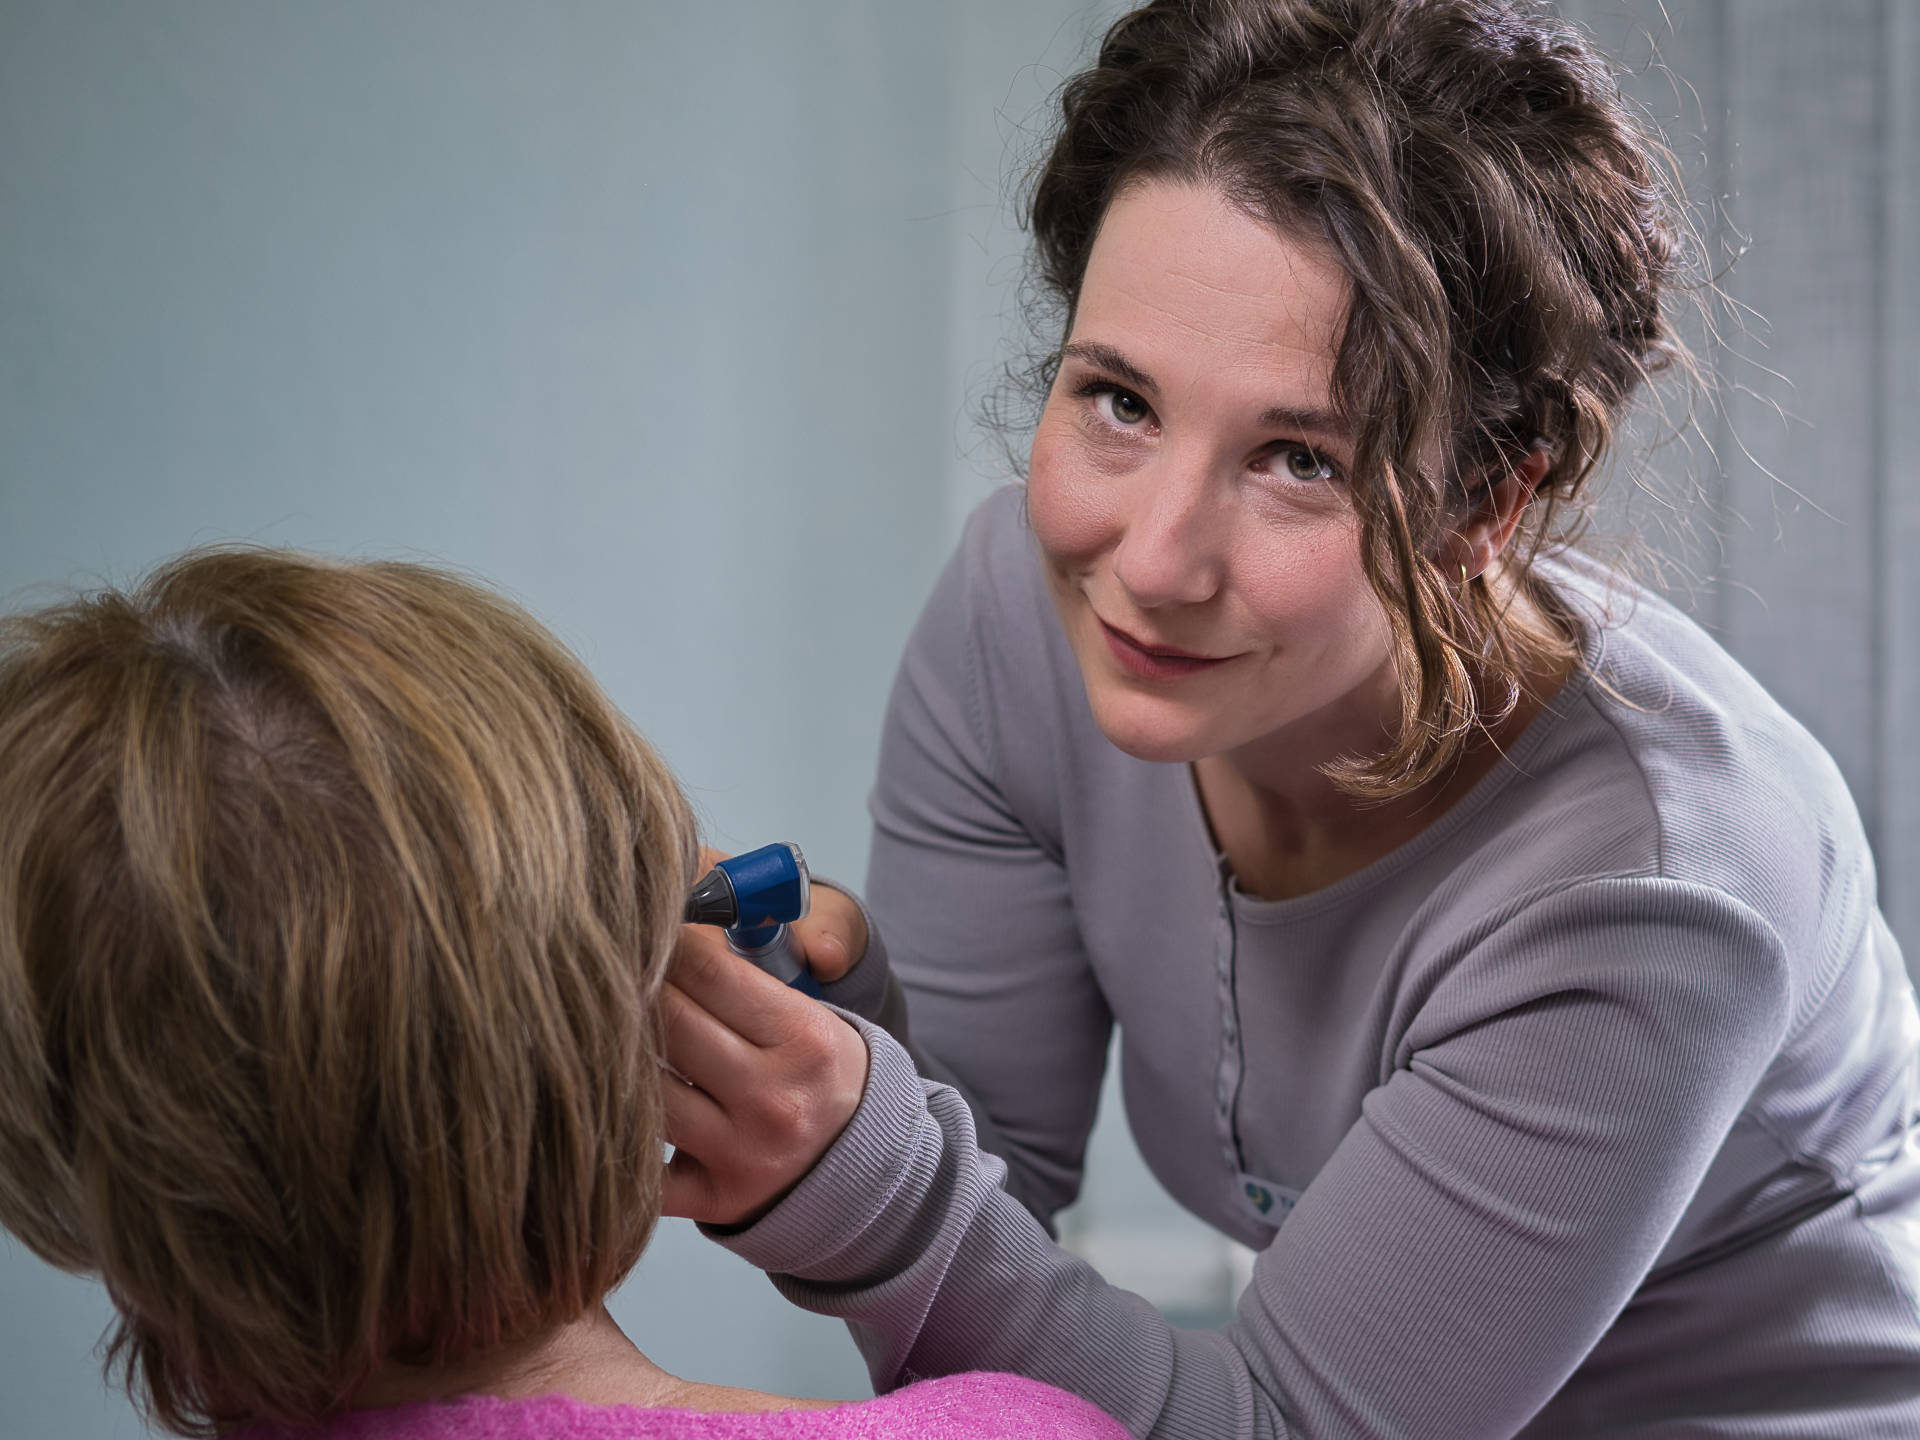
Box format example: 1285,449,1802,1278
229,1373,1130,1439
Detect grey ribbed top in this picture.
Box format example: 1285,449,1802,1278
717,486,1920,1438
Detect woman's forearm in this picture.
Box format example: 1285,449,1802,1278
709,1018,1288,1439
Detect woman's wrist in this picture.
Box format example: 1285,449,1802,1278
700,1013,937,1274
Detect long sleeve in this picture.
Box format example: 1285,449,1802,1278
859,515,1113,1224
713,879,1794,1439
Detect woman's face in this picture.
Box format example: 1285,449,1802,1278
1027,178,1398,768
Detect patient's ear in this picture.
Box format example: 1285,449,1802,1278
1447,445,1550,581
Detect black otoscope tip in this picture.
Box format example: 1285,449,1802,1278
685,866,739,927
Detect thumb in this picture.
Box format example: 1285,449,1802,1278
790,916,855,983
790,885,867,984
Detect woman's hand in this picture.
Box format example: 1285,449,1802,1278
660,918,870,1227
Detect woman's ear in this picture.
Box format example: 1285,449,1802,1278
1448,444,1550,581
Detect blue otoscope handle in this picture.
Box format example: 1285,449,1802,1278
685,842,820,997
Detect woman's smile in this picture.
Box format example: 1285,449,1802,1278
1096,616,1236,680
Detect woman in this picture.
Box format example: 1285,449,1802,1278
663,1,1920,1436
0,549,1126,1439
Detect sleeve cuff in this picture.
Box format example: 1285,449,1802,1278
700,1012,968,1279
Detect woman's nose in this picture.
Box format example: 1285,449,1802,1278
1110,457,1225,609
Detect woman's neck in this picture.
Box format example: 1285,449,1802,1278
354,1305,825,1416
1195,625,1575,902
1192,748,1431,902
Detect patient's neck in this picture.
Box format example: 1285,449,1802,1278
355,1305,808,1414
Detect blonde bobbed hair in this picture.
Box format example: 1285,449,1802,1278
0,549,697,1434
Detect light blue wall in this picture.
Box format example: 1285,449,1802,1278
2,0,963,870
0,1,1108,1430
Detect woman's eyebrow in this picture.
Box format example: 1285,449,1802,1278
1258,403,1350,445
1061,341,1158,395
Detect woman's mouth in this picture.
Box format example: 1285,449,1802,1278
1097,619,1232,680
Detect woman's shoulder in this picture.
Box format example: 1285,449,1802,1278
902,484,1117,812
1513,549,1873,930
940,482,1061,662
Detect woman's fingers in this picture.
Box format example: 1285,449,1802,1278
661,1063,729,1150
659,976,759,1095
661,1064,739,1223
670,924,807,1049
661,1147,723,1223
658,925,871,1226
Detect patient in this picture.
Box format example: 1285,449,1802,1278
0,549,1126,1439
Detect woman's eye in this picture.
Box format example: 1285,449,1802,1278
1279,444,1334,482
1098,389,1151,426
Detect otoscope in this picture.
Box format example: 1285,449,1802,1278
684,842,823,999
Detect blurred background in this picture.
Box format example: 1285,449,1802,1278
1,1,1913,1432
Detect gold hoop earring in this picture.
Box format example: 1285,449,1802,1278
1460,562,1470,586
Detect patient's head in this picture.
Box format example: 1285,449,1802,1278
0,549,696,1434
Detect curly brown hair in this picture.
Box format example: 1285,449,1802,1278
1025,0,1692,794
0,550,697,1433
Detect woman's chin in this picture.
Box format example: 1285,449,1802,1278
1085,693,1219,766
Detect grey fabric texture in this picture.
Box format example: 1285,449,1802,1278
715,485,1920,1438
